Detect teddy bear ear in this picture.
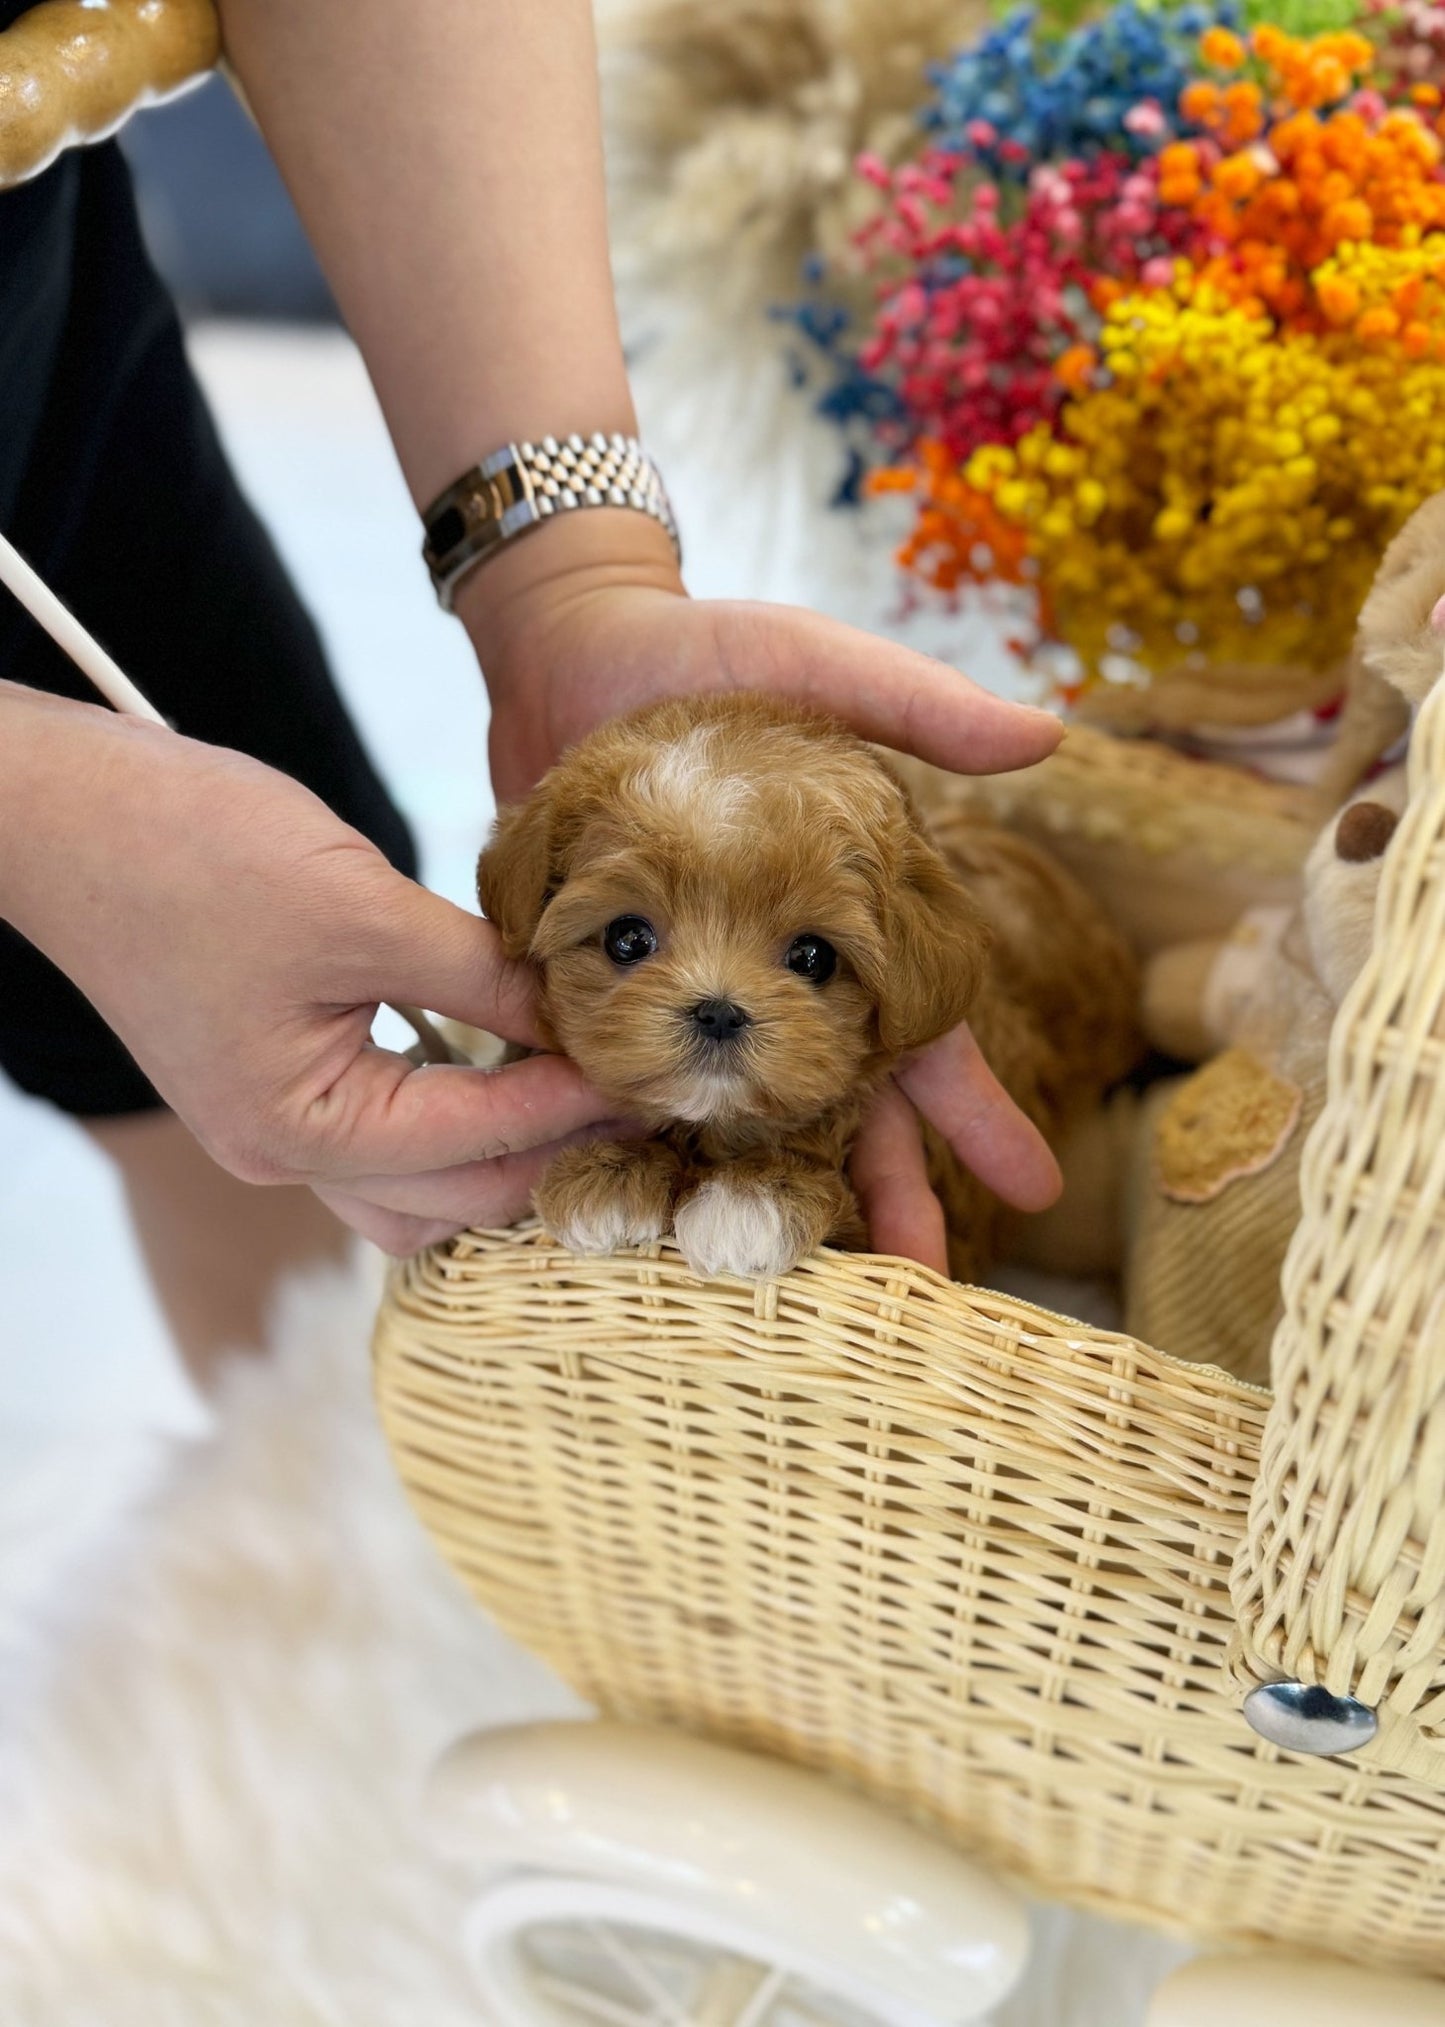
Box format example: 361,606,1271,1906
874,827,991,1057
476,787,559,961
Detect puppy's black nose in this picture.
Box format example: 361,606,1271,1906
691,997,750,1044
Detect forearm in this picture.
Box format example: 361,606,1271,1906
216,0,635,508
0,682,150,952
0,681,251,1002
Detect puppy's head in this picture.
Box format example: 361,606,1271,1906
478,694,987,1128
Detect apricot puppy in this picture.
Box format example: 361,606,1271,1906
479,693,1138,1281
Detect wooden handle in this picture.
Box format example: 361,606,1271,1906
0,0,219,189
1230,667,1445,1776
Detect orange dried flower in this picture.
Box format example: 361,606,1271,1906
1222,80,1266,146
1215,152,1265,200
1403,320,1434,358
1054,344,1097,393
1200,26,1246,70
1251,23,1288,65
1316,272,1361,323
1356,304,1401,339
1179,82,1220,126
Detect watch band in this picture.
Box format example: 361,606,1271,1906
421,433,680,610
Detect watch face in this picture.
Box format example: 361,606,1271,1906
426,504,467,564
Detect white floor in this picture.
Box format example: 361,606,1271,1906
0,320,1022,1435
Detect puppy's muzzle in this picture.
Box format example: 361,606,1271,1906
689,997,751,1045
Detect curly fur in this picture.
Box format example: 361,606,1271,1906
479,693,1141,1282
921,804,1146,1277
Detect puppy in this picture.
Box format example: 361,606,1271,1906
479,693,1140,1281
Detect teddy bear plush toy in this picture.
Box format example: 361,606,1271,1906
1113,489,1445,1384
1123,765,1404,1385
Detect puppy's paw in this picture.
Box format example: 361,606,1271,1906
673,1177,806,1280
536,1140,681,1257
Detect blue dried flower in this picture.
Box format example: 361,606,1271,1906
922,0,1241,177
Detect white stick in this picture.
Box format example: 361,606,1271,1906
0,529,169,727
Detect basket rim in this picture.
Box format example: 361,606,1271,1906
419,1220,1275,1408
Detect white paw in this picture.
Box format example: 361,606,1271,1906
553,1200,667,1256
673,1179,799,1280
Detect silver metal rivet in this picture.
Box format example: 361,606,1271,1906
559,488,577,509
566,432,584,452
583,486,602,506
518,441,533,459
537,495,554,515
1243,1681,1378,1756
541,435,558,455
607,486,627,506
628,488,645,510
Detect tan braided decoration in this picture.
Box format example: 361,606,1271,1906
0,0,219,190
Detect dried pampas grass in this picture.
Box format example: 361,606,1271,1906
598,0,985,480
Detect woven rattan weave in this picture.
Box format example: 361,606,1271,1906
375,1234,1445,1975
374,678,1445,1979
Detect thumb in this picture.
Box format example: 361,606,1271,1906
743,603,1063,776
304,1048,614,1181
366,871,544,1046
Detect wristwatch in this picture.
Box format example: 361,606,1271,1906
421,432,680,610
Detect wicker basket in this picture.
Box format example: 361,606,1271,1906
374,685,1445,1979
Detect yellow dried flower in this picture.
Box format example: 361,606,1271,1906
963,276,1445,686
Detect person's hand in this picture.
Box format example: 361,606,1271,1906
849,1030,1060,1276
459,514,1065,803
0,691,623,1254
460,516,1065,1272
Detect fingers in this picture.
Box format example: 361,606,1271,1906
323,1142,557,1228
323,1120,636,1223
851,1082,950,1274
312,1186,461,1256
368,875,544,1046
300,1047,617,1182
736,604,1063,776
896,1025,1062,1213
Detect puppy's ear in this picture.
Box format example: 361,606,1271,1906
477,787,557,960
874,825,990,1054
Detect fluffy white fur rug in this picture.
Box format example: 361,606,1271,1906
0,1258,1184,2026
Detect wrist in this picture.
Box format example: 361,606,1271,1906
456,504,686,694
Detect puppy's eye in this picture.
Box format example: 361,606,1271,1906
784,934,837,985
603,915,658,966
